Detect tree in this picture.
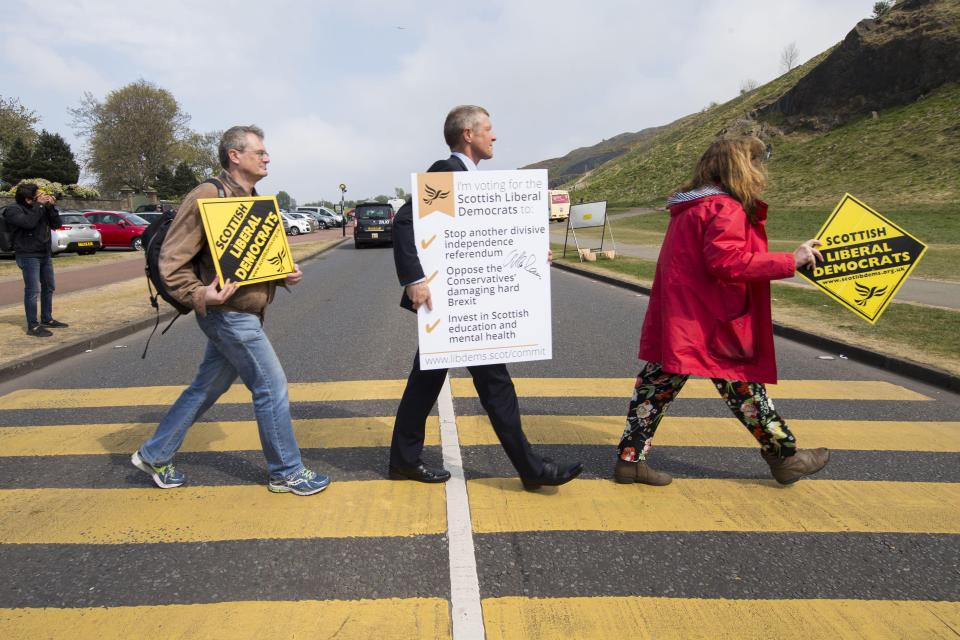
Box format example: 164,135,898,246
0,96,39,162
173,130,221,180
873,1,892,19
70,79,190,195
172,161,198,197
27,130,80,185
0,137,32,187
739,79,759,95
780,42,799,73
277,190,294,210
373,195,389,204
154,165,176,199
394,186,407,199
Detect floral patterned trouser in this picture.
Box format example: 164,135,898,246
619,361,797,462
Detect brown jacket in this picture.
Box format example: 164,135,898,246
159,171,278,317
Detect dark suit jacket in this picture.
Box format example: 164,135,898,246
394,155,468,312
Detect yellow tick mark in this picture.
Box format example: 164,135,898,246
425,319,441,333
420,235,438,249
425,271,439,284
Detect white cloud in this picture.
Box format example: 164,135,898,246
1,0,872,201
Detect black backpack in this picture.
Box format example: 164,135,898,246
141,178,225,357
0,206,15,253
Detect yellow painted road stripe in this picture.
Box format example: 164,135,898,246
0,380,409,409
457,415,960,452
467,478,960,534
0,481,446,544
483,596,960,640
451,378,930,401
0,416,438,457
0,598,450,640
4,414,954,457
0,378,929,408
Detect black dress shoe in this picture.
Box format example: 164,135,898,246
388,463,451,483
41,319,69,328
521,460,584,491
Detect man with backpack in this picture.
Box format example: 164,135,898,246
131,125,331,496
2,183,69,337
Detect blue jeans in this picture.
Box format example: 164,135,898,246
16,254,55,328
140,309,304,480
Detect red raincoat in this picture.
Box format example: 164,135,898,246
638,194,795,383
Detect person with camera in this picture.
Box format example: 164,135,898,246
3,183,69,337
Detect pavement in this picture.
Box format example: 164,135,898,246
551,211,960,310
1,242,957,638
0,228,350,306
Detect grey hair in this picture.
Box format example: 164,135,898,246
443,105,489,150
218,125,265,169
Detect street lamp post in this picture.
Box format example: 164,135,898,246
339,183,347,238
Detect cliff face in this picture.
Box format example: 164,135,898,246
758,0,960,130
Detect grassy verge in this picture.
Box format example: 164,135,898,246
559,206,958,281
0,238,344,369
551,244,960,376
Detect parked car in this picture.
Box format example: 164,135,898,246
353,202,394,248
53,213,102,255
281,212,312,236
298,206,343,226
297,210,330,229
293,211,318,232
83,210,150,250
135,203,177,215
136,212,163,225
314,210,341,229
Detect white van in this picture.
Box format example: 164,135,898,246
548,190,570,222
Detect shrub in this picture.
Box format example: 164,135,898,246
3,178,100,200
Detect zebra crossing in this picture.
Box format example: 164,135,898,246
1,376,958,639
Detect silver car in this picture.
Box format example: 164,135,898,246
52,212,102,254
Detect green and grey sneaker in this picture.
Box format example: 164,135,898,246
268,468,331,496
131,450,186,489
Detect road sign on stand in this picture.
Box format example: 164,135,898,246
563,201,615,262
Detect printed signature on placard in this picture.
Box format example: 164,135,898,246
503,250,541,279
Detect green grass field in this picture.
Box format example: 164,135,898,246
570,206,958,281
551,244,960,375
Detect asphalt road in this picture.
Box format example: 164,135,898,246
1,242,958,638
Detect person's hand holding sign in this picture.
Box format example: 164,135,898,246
793,239,823,270
406,282,432,311
204,278,238,305
285,263,303,286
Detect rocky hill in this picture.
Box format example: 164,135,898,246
523,125,666,189
530,0,960,209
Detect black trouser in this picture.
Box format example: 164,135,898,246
390,350,544,478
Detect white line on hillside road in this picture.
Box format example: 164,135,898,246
438,374,485,640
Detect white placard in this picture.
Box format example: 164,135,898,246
412,169,552,370
569,201,607,229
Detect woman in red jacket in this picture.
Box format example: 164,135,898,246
615,136,830,487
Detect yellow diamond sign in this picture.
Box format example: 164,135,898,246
197,196,294,287
797,194,927,324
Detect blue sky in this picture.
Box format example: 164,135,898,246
1,0,873,203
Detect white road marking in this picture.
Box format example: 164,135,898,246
438,374,485,639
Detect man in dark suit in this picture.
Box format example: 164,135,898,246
389,105,582,490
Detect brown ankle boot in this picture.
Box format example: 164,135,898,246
614,459,672,485
762,448,830,485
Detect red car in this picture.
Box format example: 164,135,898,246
83,210,151,250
